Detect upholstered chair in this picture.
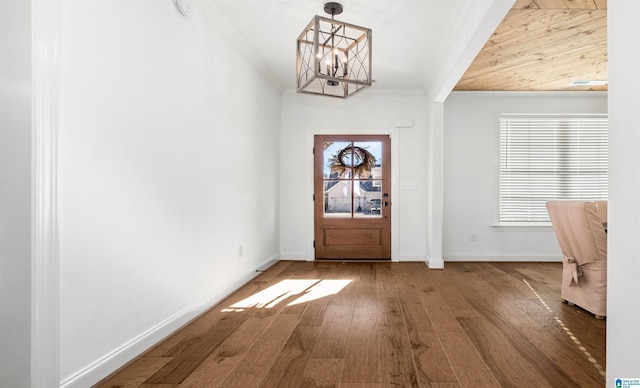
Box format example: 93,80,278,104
595,200,607,230
545,200,608,318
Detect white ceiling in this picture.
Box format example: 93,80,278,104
201,0,514,97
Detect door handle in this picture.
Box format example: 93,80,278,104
383,201,389,206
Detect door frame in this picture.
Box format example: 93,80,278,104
306,128,400,261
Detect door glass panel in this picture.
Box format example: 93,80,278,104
354,141,382,218
324,180,352,217
353,141,382,177
323,141,351,178
323,140,383,219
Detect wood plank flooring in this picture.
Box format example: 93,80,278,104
95,261,606,388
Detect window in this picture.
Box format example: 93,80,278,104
499,114,608,224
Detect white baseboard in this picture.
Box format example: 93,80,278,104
443,253,562,262
396,254,427,262
60,254,280,388
279,252,309,261
426,257,445,269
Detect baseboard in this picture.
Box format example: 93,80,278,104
397,254,427,262
443,253,562,262
279,252,310,261
60,254,280,388
426,257,445,269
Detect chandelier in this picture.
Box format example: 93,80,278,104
296,2,372,98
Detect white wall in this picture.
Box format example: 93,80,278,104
280,92,429,262
607,0,640,383
57,2,280,385
443,91,608,261
0,1,32,386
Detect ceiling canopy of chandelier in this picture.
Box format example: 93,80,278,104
296,2,372,98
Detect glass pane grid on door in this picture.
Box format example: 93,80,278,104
322,141,383,219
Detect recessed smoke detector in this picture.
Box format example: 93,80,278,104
568,80,608,86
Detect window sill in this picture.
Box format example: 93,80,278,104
491,222,553,231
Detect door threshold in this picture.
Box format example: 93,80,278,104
314,258,391,263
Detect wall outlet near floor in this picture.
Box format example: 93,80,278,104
469,232,478,242
238,245,244,257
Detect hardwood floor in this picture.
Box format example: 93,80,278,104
95,261,606,388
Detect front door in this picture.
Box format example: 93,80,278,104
314,135,391,260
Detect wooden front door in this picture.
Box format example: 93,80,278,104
314,135,391,260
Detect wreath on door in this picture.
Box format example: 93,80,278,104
329,145,376,178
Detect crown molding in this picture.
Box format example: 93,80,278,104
448,90,609,98
193,0,283,93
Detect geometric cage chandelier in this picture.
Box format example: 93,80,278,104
296,2,372,98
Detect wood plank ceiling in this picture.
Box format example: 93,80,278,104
454,0,607,91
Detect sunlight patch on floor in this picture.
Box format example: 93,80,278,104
523,279,606,377
222,279,352,312
287,279,352,306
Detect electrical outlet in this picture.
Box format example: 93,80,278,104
469,232,477,242
238,245,244,257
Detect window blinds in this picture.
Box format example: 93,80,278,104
499,115,608,223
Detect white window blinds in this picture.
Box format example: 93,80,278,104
499,114,608,224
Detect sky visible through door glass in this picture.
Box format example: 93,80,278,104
323,141,382,177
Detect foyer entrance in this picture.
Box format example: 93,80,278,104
313,135,391,260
